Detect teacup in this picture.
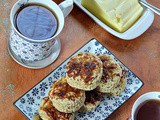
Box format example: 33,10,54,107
130,92,160,120
8,0,73,68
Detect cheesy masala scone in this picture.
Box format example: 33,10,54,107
48,77,85,113
79,89,102,112
108,67,127,96
38,97,75,120
66,52,103,91
97,54,123,93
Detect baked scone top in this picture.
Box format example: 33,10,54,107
66,52,102,84
49,77,84,101
99,55,122,83
39,97,73,120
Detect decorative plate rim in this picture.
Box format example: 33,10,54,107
13,38,144,119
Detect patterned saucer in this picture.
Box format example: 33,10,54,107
14,38,144,120
8,37,61,69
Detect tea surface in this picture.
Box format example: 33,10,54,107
135,100,160,120
15,4,58,40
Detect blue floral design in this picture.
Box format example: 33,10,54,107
115,97,120,101
124,88,132,94
88,46,91,50
83,118,88,120
48,77,53,86
105,106,114,112
102,112,109,118
95,48,102,54
41,92,45,96
37,96,40,100
87,111,95,118
63,65,66,69
104,50,111,55
84,47,91,52
132,73,137,78
95,105,102,112
28,113,33,118
78,112,86,118
119,94,123,97
19,104,23,109
32,88,39,96
95,41,100,46
122,95,129,101
113,100,122,107
134,87,139,91
104,102,108,106
23,110,27,114
126,71,132,77
101,96,105,101
20,98,25,104
26,94,30,97
127,78,133,85
84,49,89,52
39,82,48,92
61,71,66,77
107,96,115,100
58,67,63,71
135,79,140,84
27,97,35,105
95,116,101,120
53,72,60,79
26,107,32,112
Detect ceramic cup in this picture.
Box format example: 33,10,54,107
9,0,73,63
130,92,160,120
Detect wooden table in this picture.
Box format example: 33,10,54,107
0,0,159,119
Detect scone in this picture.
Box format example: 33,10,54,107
48,77,85,113
38,97,75,120
108,69,127,96
79,89,102,112
97,54,123,93
66,52,103,91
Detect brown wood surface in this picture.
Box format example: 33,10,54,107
0,0,160,119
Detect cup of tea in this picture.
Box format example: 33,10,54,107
130,92,160,120
8,0,73,69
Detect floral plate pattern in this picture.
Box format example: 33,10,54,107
14,38,144,120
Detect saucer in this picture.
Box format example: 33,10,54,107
8,38,61,69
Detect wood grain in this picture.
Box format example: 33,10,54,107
0,0,159,119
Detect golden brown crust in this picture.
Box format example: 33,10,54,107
99,55,121,83
38,97,74,120
66,52,103,91
66,52,101,84
48,77,85,113
97,54,123,93
49,77,83,101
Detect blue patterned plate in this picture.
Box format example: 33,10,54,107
14,38,144,120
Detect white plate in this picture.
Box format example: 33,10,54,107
74,0,154,40
14,38,144,120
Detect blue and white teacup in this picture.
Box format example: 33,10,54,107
9,0,73,62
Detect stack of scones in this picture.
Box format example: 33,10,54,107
38,52,127,120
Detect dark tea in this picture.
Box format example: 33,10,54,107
15,4,58,40
135,100,160,120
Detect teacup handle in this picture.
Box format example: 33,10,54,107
59,0,73,18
